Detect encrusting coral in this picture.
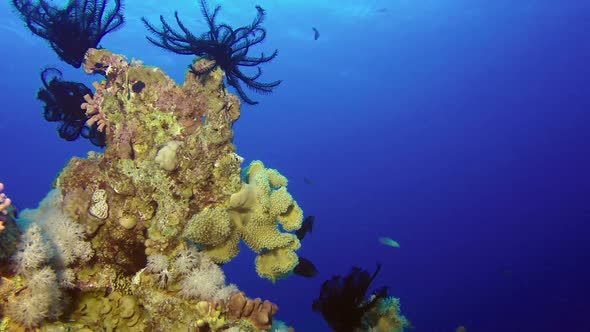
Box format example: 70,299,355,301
0,48,299,330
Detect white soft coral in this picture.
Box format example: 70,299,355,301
19,189,93,266
6,266,63,328
173,247,200,275
12,224,51,274
178,251,229,300
146,253,172,288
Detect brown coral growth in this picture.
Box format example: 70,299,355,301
227,292,279,330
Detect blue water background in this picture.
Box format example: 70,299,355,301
1,0,590,331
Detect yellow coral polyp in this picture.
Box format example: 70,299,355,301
277,200,304,232
245,160,266,179
183,207,232,247
255,247,299,283
265,168,288,188
269,187,293,216
250,171,272,197
204,228,241,263
243,225,299,253
178,161,303,281
229,184,257,210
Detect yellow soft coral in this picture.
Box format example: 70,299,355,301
183,207,232,247
277,200,304,232
255,247,299,283
199,161,304,281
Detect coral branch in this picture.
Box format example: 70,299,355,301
81,82,109,132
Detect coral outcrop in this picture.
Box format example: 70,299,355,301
0,48,300,330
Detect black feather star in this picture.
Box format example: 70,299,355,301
142,0,281,105
312,263,389,332
37,68,106,147
11,0,124,68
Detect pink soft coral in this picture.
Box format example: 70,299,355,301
0,182,12,232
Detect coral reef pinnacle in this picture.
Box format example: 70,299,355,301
0,49,297,330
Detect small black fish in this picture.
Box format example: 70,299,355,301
294,257,318,278
312,27,320,40
132,81,146,93
296,216,315,240
303,177,314,185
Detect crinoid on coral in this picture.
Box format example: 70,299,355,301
313,263,409,332
142,0,281,105
37,68,106,147
11,0,124,68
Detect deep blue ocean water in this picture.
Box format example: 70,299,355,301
1,0,590,331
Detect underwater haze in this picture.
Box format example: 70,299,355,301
1,0,590,331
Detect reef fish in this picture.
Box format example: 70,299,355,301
312,27,320,40
296,216,315,240
294,257,318,278
379,236,400,248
